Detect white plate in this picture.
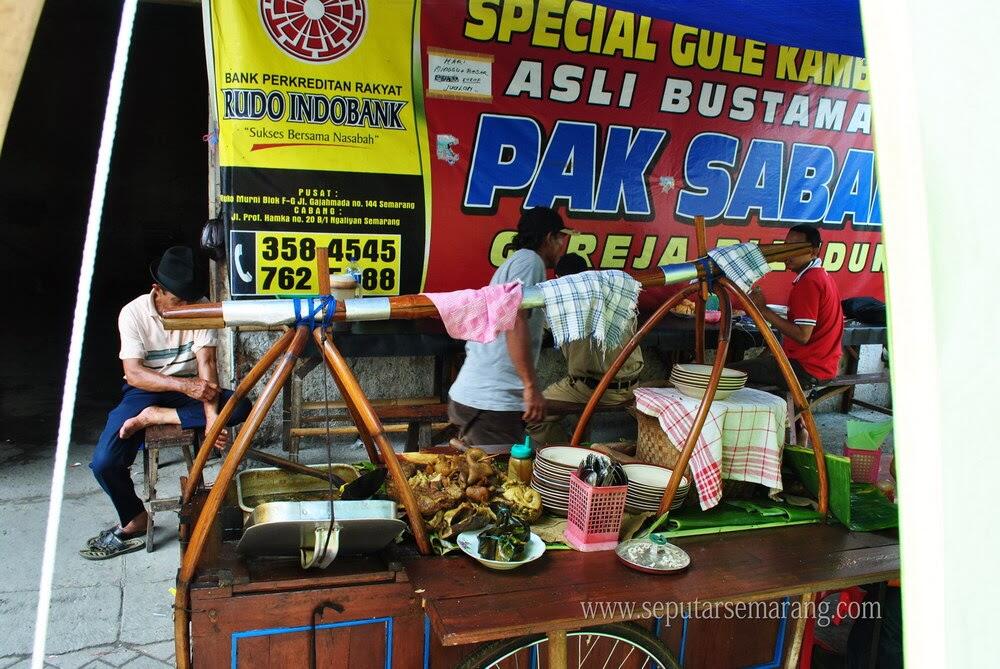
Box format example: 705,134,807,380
673,363,747,381
457,529,546,570
672,380,736,401
533,461,574,479
767,304,789,317
537,446,592,468
624,464,690,489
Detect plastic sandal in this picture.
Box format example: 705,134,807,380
79,531,146,560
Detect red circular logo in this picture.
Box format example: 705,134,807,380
260,0,366,63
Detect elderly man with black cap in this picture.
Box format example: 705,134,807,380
448,207,574,446
80,247,252,560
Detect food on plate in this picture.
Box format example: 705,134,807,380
498,479,543,522
391,449,542,536
477,504,530,562
671,298,697,316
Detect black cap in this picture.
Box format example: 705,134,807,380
150,246,203,302
517,207,577,238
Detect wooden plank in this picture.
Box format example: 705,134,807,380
407,525,899,647
681,614,782,669
346,621,389,669
407,526,896,603
235,635,269,668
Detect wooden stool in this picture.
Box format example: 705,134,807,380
142,424,197,552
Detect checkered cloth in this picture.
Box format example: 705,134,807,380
538,270,641,352
707,243,771,293
634,387,788,509
423,281,522,343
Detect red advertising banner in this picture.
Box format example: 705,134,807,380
420,1,882,300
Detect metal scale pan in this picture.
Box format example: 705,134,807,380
238,500,407,568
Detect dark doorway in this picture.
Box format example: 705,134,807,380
0,0,209,446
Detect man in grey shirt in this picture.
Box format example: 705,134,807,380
448,207,574,446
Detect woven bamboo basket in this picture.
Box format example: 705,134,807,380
634,410,767,501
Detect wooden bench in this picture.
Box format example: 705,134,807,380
290,399,631,453
290,398,451,454
143,423,197,552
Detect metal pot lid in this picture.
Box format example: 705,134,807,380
616,535,690,574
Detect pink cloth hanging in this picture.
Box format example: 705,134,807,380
423,281,523,343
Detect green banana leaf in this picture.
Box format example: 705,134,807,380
785,446,897,531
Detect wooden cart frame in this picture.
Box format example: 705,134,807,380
166,227,828,667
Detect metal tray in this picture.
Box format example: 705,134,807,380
235,464,359,513
237,500,406,561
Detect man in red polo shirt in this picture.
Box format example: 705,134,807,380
732,225,844,390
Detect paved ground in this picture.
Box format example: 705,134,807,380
0,406,892,668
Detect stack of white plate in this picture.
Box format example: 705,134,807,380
530,446,591,517
623,463,690,512
670,363,747,400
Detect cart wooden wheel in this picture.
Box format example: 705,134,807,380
455,622,680,669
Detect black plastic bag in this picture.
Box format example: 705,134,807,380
200,217,226,262
841,297,886,325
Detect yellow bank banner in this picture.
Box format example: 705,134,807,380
206,0,428,297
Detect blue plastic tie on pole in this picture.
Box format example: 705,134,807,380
321,296,336,330
697,257,714,293
292,296,336,330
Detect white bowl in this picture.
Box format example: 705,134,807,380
456,529,546,570
672,380,736,400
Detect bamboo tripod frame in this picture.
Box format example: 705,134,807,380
172,325,434,669
169,237,826,667
570,276,829,516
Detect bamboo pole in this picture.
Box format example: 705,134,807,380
182,327,295,504
160,243,814,330
174,326,310,669
313,328,433,555
316,247,331,295
570,283,700,446
245,447,347,486
694,215,708,363
657,288,733,514
719,277,828,515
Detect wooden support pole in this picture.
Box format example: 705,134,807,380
174,326,310,669
182,327,295,504
783,592,816,668
313,329,433,555
316,247,331,295
547,630,568,669
694,215,709,363
657,288,733,514
571,283,700,446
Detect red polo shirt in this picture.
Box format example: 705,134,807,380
782,259,844,380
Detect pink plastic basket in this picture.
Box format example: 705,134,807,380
844,447,882,483
564,471,628,552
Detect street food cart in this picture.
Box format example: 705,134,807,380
166,239,898,667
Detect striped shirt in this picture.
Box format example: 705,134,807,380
118,292,218,378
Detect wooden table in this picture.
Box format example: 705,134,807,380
405,524,899,667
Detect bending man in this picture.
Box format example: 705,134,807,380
448,207,573,446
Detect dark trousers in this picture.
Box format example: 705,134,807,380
729,353,824,391
91,384,252,526
447,399,525,447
